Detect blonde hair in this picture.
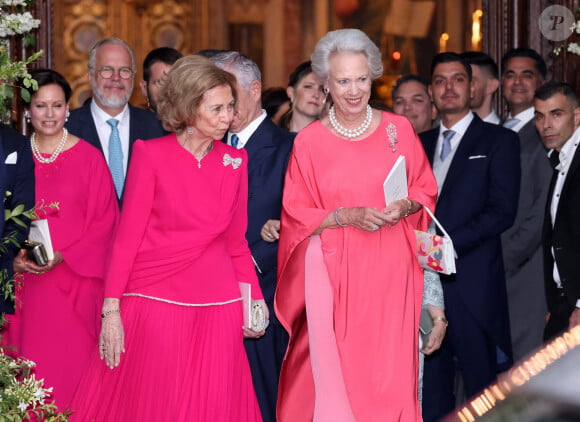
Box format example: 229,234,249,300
157,55,238,132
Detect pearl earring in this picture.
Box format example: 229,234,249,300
24,111,31,124
65,111,70,122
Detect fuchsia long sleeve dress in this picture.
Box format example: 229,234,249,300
4,139,119,409
71,135,263,421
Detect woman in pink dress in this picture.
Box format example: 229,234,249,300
275,29,438,421
5,69,119,409
71,55,266,421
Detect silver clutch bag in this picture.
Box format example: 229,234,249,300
251,302,268,332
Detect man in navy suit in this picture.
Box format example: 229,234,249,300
0,124,35,314
211,51,294,422
534,81,580,341
66,37,164,204
420,53,520,421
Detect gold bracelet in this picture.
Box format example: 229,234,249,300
432,316,448,326
101,309,120,319
403,198,413,218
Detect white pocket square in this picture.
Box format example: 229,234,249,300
4,151,17,164
468,155,487,160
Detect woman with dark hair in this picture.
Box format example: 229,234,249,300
261,87,290,126
4,69,119,409
279,61,325,132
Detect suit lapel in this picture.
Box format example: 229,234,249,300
438,117,482,200
558,142,580,207
244,119,276,170
79,100,102,153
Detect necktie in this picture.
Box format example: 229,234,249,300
231,133,239,149
440,130,456,161
503,118,520,130
549,150,560,169
107,118,124,198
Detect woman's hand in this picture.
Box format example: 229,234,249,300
13,249,63,275
421,311,447,355
337,207,390,232
260,219,280,242
243,299,269,339
99,298,125,369
383,199,412,226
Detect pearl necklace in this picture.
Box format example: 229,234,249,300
31,128,68,164
329,105,372,138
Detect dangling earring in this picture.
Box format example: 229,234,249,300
24,111,30,124
187,127,193,135
65,111,70,122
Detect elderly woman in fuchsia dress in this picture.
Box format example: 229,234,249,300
71,55,266,422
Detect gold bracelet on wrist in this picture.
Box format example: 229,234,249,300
101,309,120,319
432,316,448,326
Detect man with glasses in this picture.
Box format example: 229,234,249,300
66,37,164,204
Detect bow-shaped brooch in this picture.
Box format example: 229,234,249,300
223,153,242,169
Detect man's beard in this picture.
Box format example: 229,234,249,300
91,79,133,109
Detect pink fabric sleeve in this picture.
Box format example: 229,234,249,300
104,140,155,298
59,150,119,280
225,149,262,300
403,120,438,231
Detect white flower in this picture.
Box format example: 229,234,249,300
17,401,28,412
567,42,580,55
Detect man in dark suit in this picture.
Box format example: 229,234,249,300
534,81,580,342
500,48,551,362
211,51,294,422
420,53,520,421
0,124,35,314
66,37,164,203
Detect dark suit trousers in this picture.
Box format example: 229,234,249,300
244,268,289,422
422,288,496,422
544,291,576,342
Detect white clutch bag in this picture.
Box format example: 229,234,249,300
239,282,269,332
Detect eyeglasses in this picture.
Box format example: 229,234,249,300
93,66,134,80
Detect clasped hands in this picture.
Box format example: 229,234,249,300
337,201,409,232
13,249,63,275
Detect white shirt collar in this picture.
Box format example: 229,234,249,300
228,110,267,149
439,111,474,143
507,106,534,132
90,100,130,125
555,126,580,171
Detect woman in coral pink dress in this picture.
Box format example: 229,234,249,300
275,30,437,421
71,55,266,421
5,69,119,410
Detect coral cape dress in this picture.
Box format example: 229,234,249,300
275,112,437,421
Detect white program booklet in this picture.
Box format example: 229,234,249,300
28,219,54,260
383,155,408,206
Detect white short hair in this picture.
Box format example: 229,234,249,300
311,29,383,82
